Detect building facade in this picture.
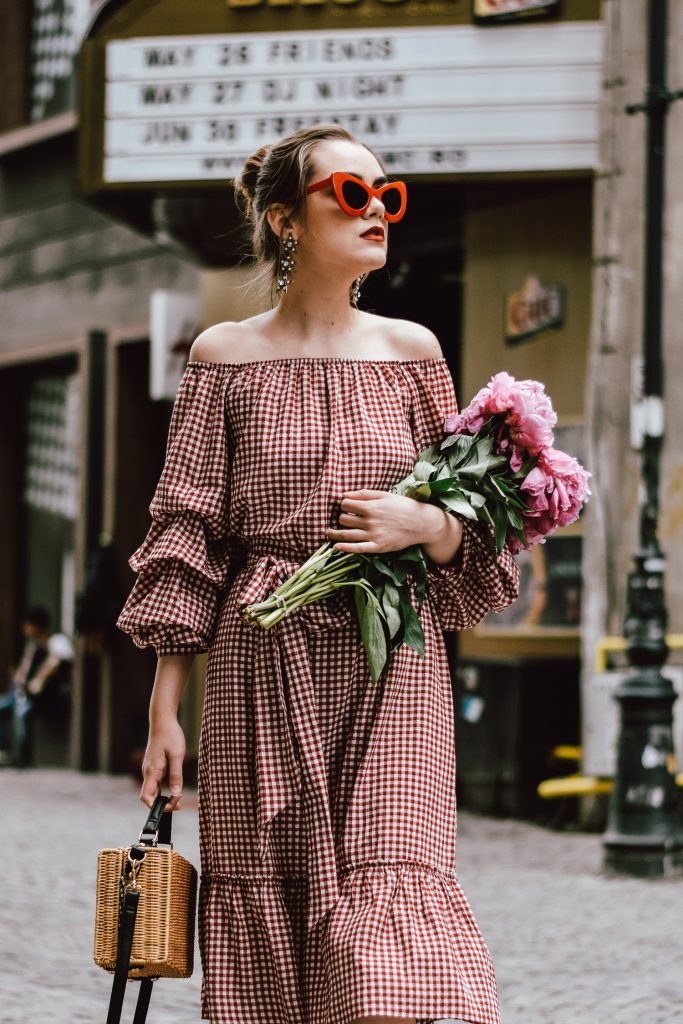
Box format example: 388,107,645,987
5,0,662,820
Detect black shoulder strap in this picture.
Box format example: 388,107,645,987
104,796,171,1024
105,887,155,1024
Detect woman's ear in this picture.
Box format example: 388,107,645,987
266,204,297,241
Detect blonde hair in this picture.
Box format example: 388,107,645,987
233,124,384,285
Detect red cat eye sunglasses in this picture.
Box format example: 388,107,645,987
306,171,408,223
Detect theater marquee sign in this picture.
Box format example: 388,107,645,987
80,0,603,192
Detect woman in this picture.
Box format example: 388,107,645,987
117,124,520,1024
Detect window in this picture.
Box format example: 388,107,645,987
29,0,92,122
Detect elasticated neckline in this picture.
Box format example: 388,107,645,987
186,357,448,368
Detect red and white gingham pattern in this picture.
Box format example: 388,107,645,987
117,357,520,1024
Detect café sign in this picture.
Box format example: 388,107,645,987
473,0,561,23
505,274,564,345
102,21,603,184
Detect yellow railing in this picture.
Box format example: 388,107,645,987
536,637,683,799
537,744,683,799
594,634,683,672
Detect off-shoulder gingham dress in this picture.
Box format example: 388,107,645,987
117,356,520,1024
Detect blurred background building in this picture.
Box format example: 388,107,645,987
0,0,679,825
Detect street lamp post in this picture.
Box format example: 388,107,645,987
602,0,683,876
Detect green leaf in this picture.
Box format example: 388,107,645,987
427,476,464,495
480,504,495,527
407,546,427,589
370,557,405,587
486,474,508,497
458,453,508,480
440,493,479,520
477,519,499,560
458,487,487,509
355,587,388,683
413,460,435,482
398,590,425,657
381,580,402,639
389,476,416,497
500,490,530,511
392,544,426,566
492,501,509,555
417,442,442,462
442,433,475,463
508,507,524,530
475,435,495,460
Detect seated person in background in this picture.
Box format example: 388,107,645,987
0,605,74,767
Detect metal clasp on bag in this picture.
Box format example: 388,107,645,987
138,820,173,851
124,843,147,893
139,823,160,846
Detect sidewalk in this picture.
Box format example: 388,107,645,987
0,767,681,1024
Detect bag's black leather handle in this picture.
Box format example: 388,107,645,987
139,794,172,846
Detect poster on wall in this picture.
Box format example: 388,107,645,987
505,274,564,345
149,290,201,401
477,534,582,633
473,0,561,24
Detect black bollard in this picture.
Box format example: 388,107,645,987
603,551,683,875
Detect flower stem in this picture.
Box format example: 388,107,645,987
243,545,364,628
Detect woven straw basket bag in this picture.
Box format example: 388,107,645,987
94,794,198,1024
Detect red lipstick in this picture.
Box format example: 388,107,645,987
360,226,385,241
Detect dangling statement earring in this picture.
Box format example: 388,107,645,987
276,232,298,295
350,273,367,308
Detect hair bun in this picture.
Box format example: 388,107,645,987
234,145,271,219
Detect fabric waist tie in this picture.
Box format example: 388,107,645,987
235,552,357,935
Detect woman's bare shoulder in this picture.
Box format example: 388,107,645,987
364,312,444,360
189,315,272,364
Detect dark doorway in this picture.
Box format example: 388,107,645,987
359,180,464,385
109,339,172,773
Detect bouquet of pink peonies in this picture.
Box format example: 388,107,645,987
241,372,591,682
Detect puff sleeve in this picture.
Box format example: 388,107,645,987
408,359,520,631
116,362,236,657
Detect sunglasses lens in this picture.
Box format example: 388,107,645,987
381,185,404,217
340,179,369,211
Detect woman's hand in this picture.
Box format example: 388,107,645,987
325,488,460,558
140,714,186,812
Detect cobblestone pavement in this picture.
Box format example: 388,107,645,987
1,767,682,1024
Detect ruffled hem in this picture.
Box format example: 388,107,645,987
198,861,500,1024
116,560,219,655
129,510,231,587
424,519,520,632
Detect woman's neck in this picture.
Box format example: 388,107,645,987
269,266,362,347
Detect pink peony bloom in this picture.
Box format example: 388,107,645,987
446,371,557,457
516,447,591,548
439,371,590,555
519,466,550,511
507,536,526,555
